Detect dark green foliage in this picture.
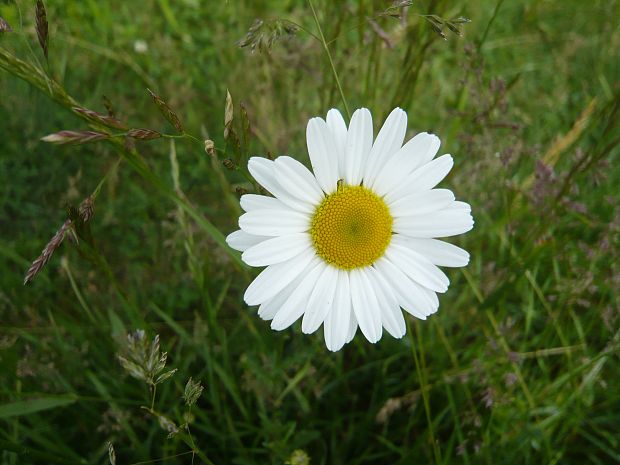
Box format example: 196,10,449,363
1,0,619,464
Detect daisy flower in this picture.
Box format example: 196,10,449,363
226,108,473,351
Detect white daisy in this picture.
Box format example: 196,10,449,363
226,107,473,351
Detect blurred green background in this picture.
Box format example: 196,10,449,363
1,0,619,464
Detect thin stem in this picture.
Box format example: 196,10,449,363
130,450,194,465
185,409,198,465
92,157,122,199
407,318,442,465
60,258,97,323
477,0,505,49
308,0,350,118
150,384,157,412
279,18,321,42
182,132,203,145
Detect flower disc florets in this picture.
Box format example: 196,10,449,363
310,185,392,270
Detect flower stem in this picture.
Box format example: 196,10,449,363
150,384,157,412
308,0,350,119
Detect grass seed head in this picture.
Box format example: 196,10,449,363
147,88,183,133
117,331,176,386
23,219,73,285
183,377,204,407
127,128,162,140
72,107,127,130
41,130,109,145
35,0,49,58
237,18,298,54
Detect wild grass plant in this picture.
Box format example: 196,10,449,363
1,0,619,464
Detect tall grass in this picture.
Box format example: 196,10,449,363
1,0,619,464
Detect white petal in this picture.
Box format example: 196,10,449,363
384,154,453,204
367,266,406,338
258,272,305,321
349,268,382,343
324,270,351,351
409,154,454,190
393,209,474,238
240,194,284,212
345,313,357,344
239,209,310,236
242,233,312,266
271,261,324,331
274,156,324,204
389,189,455,218
374,257,435,318
385,243,450,293
226,230,269,252
301,264,339,334
372,133,440,196
247,157,314,213
307,118,340,194
363,108,407,187
393,236,470,267
244,249,315,305
344,108,373,185
422,286,440,314
326,108,348,174
447,201,472,212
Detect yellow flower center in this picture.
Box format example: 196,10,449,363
310,185,393,270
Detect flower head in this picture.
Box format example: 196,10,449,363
227,108,473,351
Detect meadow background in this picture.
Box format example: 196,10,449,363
1,0,619,464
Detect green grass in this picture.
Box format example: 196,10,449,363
1,0,619,464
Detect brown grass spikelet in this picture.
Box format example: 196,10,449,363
41,130,109,145
0,17,13,33
223,90,241,154
78,195,95,222
102,95,116,117
23,195,96,285
72,107,127,130
127,128,162,140
224,89,234,136
23,219,72,285
35,0,49,59
147,88,183,133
